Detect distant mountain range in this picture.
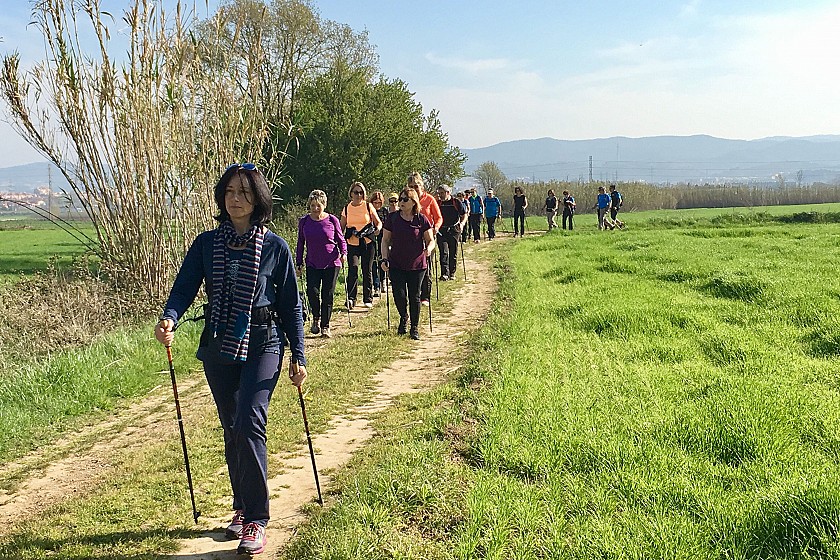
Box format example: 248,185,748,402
462,135,840,185
0,161,70,194
3,134,839,192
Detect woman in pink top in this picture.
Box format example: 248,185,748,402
339,181,382,309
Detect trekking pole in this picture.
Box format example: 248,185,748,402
341,260,352,328
296,383,323,506
459,236,467,281
432,244,439,301
164,345,201,524
298,267,310,327
385,268,391,330
425,247,434,333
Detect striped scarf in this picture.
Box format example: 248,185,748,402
210,221,265,362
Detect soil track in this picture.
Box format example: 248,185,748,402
0,249,497,558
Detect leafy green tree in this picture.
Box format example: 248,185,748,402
284,67,461,205
422,110,466,192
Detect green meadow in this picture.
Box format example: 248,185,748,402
2,206,840,558
288,208,840,559
0,219,95,281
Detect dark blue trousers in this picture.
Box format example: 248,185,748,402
202,336,281,526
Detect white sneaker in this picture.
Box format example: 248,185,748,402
363,301,373,308
421,299,430,307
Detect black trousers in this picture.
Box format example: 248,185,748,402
347,241,374,304
563,210,574,230
390,267,424,328
305,266,340,327
513,210,525,236
437,228,459,278
486,216,497,239
469,214,482,241
202,333,281,526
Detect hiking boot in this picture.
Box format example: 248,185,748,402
409,327,420,340
321,326,331,338
225,509,245,539
310,318,320,335
397,317,408,335
237,522,267,555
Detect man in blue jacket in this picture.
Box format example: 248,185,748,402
483,189,502,240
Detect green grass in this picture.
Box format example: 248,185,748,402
285,212,840,559
5,205,840,558
0,263,465,559
0,219,95,280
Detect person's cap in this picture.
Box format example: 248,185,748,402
437,184,451,192
388,192,399,200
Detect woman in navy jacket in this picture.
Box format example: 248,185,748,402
155,163,306,556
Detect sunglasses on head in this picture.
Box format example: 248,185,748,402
226,162,257,171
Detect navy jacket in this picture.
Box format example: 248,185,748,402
161,228,306,366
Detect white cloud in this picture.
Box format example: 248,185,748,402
679,0,702,19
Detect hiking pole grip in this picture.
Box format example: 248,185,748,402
297,384,323,505
165,345,200,524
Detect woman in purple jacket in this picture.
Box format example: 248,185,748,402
295,189,347,338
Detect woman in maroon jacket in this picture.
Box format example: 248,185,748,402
379,188,436,340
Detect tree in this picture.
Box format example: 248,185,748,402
422,110,466,192
284,68,461,204
474,161,510,211
1,0,303,299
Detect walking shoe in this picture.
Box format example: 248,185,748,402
363,301,373,308
310,319,320,335
439,275,449,281
346,299,355,310
373,290,381,298
421,299,430,307
321,326,331,338
397,317,408,335
237,522,267,555
409,327,420,340
225,509,245,539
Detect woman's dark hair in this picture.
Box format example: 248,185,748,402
213,165,273,225
515,186,525,195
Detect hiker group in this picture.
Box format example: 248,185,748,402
153,162,629,555
296,171,484,342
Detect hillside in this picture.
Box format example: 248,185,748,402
462,135,840,185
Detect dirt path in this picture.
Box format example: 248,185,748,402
0,249,496,558
171,253,496,559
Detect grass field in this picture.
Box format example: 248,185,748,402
0,219,95,280
287,210,840,559
3,205,840,558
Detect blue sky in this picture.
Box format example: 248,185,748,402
1,0,839,166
